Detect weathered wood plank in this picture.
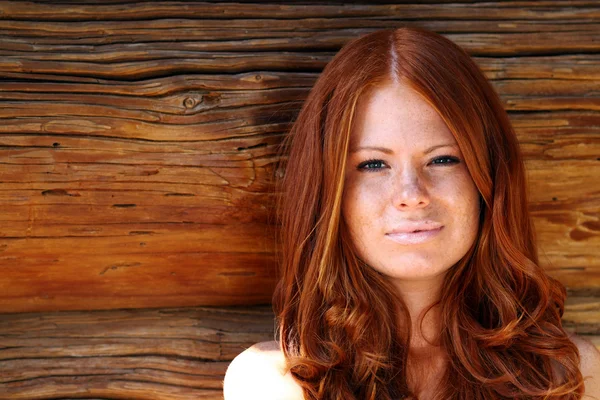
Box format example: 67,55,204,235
1,19,599,46
1,49,599,81
1,380,223,400
0,305,274,399
0,159,596,218
2,1,598,22
1,54,598,92
0,229,279,312
1,29,599,56
0,306,275,359
1,76,599,114
564,297,600,335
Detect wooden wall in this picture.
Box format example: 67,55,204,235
0,1,598,398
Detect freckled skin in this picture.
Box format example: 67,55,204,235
342,81,481,287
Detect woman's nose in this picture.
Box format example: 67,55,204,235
392,169,430,210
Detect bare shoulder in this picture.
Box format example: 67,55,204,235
569,333,600,398
223,340,305,400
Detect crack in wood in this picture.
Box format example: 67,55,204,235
41,189,81,197
164,192,195,197
236,142,267,151
99,262,142,275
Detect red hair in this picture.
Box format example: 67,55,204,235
273,27,583,399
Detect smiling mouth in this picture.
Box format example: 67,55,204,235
385,226,443,245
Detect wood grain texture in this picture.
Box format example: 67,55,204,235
0,1,598,313
0,305,275,399
0,301,596,399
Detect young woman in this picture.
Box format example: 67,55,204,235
224,27,600,399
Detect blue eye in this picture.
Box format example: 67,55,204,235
430,155,460,165
357,159,386,171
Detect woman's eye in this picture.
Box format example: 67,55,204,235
430,155,460,165
357,159,386,171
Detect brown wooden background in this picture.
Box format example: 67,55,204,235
0,1,598,398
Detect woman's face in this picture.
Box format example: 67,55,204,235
341,81,480,288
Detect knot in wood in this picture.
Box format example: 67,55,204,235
183,96,198,109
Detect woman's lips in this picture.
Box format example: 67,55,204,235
385,226,444,245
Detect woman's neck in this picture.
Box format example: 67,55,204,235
393,277,449,399
392,275,445,349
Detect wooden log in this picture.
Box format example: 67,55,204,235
1,53,598,89
1,50,599,81
1,19,599,50
1,1,598,23
0,300,597,399
1,29,599,57
0,305,275,399
0,227,280,312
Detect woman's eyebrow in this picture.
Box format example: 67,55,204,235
424,143,458,154
349,146,394,154
349,143,457,154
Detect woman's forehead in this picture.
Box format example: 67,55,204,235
349,82,457,148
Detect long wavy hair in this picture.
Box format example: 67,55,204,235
272,27,583,400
